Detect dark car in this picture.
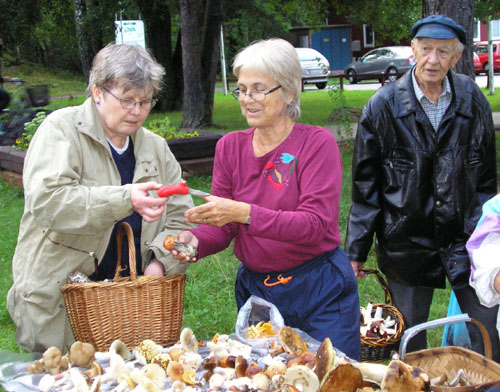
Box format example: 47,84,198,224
344,46,414,84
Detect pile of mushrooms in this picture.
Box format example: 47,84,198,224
24,325,432,391
360,303,398,339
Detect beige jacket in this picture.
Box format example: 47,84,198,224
6,98,195,353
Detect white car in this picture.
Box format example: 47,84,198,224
295,47,330,89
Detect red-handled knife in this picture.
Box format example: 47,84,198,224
158,181,210,197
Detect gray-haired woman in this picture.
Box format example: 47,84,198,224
7,43,194,353
170,38,361,360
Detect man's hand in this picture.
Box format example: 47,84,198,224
131,182,167,222
351,260,367,278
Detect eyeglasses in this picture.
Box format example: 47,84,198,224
231,85,281,102
103,88,156,111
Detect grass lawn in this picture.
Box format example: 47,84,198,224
1,65,498,358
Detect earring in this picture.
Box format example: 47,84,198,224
96,102,100,106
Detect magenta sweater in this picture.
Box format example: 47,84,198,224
191,123,343,273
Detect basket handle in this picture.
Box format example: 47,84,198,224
398,313,492,360
114,222,137,282
359,268,393,305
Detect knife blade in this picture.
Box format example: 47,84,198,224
158,181,210,197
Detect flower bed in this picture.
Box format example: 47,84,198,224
0,130,222,187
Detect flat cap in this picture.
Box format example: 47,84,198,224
411,15,466,45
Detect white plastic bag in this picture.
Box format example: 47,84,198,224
235,295,285,348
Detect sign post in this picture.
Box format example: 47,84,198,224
115,20,146,49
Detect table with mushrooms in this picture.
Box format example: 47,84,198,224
2,324,436,392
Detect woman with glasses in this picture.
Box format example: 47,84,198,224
171,38,361,360
7,43,195,353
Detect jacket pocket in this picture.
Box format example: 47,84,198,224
444,245,471,290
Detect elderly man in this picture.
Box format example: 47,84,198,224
345,14,500,360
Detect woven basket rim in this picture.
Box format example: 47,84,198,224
61,272,186,291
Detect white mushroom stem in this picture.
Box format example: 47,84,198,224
335,357,388,385
374,306,383,320
38,374,55,392
69,368,90,392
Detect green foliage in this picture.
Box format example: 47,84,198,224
0,179,25,354
327,0,421,44
13,111,46,151
145,116,199,140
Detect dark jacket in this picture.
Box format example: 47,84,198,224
345,69,497,289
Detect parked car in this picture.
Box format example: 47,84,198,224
344,46,414,84
295,47,330,89
474,51,482,75
474,41,500,74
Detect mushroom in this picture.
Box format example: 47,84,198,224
84,361,103,378
110,339,131,360
319,363,363,392
142,363,167,389
220,355,236,368
235,355,248,378
70,341,96,368
264,358,287,378
169,347,186,362
209,373,226,390
136,339,161,364
107,351,133,386
171,380,187,392
245,362,262,378
282,364,320,392
180,327,199,353
153,352,171,371
314,337,335,384
380,359,430,391
253,372,270,391
27,360,44,374
179,351,203,371
182,368,197,386
278,327,308,356
42,346,64,375
167,360,185,382
69,367,90,392
38,374,55,392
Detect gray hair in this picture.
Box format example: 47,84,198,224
86,43,165,97
232,38,302,119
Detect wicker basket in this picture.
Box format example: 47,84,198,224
61,222,186,352
360,268,405,362
400,314,500,391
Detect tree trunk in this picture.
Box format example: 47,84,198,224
73,0,93,83
200,0,224,127
137,0,183,112
421,0,475,78
179,0,206,129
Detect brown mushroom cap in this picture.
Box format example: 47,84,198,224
319,363,363,392
245,362,262,378
167,361,185,382
70,341,96,368
169,347,186,362
42,347,63,375
235,355,248,378
27,360,44,374
220,355,236,368
279,326,308,356
315,337,335,383
380,359,430,392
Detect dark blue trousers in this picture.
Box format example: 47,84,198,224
235,247,361,361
